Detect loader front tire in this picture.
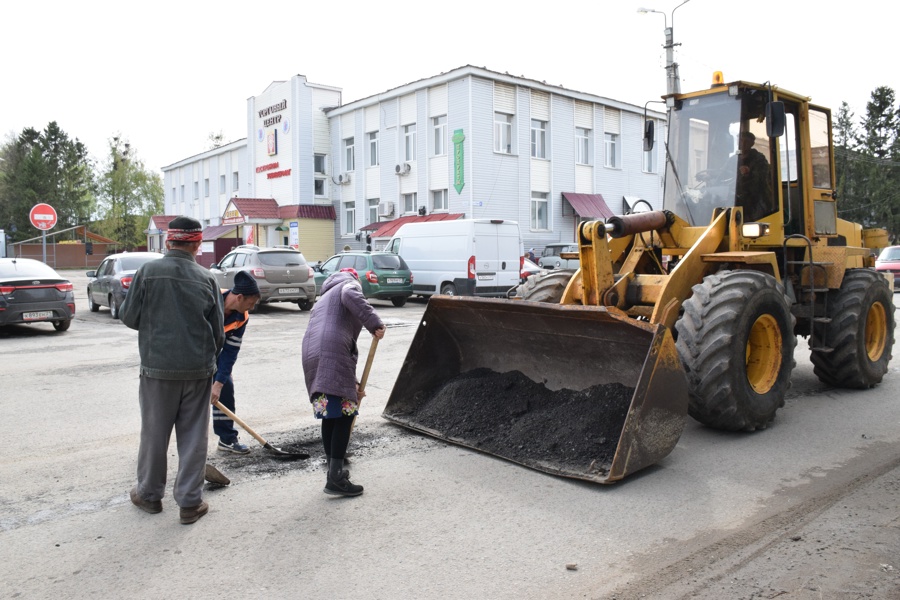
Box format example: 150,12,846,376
810,269,895,388
514,269,576,304
675,270,797,431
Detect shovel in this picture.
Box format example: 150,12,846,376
349,336,380,438
213,400,309,460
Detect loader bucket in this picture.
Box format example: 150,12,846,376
382,296,689,483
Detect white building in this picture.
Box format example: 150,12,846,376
161,66,665,262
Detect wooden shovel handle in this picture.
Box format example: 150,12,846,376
213,399,268,447
358,336,379,393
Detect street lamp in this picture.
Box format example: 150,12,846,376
638,0,691,95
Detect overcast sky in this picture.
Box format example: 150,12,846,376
2,1,893,178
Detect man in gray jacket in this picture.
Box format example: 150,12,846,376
121,216,224,524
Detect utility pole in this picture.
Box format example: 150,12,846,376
638,0,692,96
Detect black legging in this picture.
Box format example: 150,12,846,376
322,415,354,459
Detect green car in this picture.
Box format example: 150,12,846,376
313,251,414,307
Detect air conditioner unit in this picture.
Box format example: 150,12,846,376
337,172,351,184
395,163,411,176
379,201,394,217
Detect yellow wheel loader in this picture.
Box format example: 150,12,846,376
382,77,896,483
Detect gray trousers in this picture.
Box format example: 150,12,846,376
135,375,212,508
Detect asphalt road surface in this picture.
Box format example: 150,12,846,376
1,269,898,599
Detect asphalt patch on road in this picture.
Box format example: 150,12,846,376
204,428,404,486
397,368,634,474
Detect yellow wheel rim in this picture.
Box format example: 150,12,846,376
865,301,887,362
746,314,782,394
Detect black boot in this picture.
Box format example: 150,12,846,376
324,458,363,497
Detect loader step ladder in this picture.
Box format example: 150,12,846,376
783,234,834,354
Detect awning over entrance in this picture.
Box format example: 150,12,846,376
561,192,615,219
360,213,465,239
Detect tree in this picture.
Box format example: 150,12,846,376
0,123,94,241
94,136,164,249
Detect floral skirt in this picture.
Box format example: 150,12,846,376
311,392,359,419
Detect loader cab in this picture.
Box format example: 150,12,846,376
662,84,780,228
662,81,837,241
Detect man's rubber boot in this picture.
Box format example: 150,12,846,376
324,458,363,497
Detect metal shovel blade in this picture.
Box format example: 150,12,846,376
213,400,309,460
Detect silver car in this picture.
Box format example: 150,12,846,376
86,252,163,319
210,245,316,311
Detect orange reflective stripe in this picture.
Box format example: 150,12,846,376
224,311,249,333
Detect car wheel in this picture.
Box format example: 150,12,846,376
391,296,408,307
87,290,99,312
110,295,121,320
53,319,71,332
440,282,457,296
297,299,313,311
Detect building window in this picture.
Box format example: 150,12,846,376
204,178,210,197
344,201,355,235
576,127,590,165
232,172,239,191
314,179,325,196
368,199,379,224
432,116,447,156
432,189,448,212
171,187,176,202
531,120,547,159
367,132,378,167
180,185,185,201
404,124,416,161
344,137,355,171
604,133,618,168
193,181,199,200
495,112,513,154
402,192,417,214
531,192,549,230
219,175,225,193
314,154,326,174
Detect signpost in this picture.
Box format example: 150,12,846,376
29,203,58,263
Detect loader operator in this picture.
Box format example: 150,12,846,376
735,131,775,221
211,271,261,454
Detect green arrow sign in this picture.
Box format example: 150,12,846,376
453,129,465,194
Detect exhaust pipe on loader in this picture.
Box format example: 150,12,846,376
382,296,688,483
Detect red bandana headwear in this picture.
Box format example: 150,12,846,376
166,216,203,242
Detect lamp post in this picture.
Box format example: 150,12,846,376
638,0,691,96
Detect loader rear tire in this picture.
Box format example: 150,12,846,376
810,269,895,388
675,270,797,432
514,269,576,303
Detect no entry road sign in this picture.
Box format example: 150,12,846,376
29,203,58,231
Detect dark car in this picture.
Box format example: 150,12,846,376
0,258,75,332
313,251,414,307
86,252,163,319
210,245,316,310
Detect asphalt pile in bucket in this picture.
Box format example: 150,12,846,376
408,368,634,473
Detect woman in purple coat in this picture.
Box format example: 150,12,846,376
302,269,385,496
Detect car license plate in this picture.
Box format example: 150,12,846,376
477,274,494,281
386,278,403,284
23,311,53,321
279,288,300,294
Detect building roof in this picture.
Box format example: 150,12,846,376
148,215,183,231
278,204,336,220
561,193,615,219
203,225,242,241
230,198,281,220
360,213,465,239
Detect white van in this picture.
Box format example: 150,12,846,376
385,219,522,297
